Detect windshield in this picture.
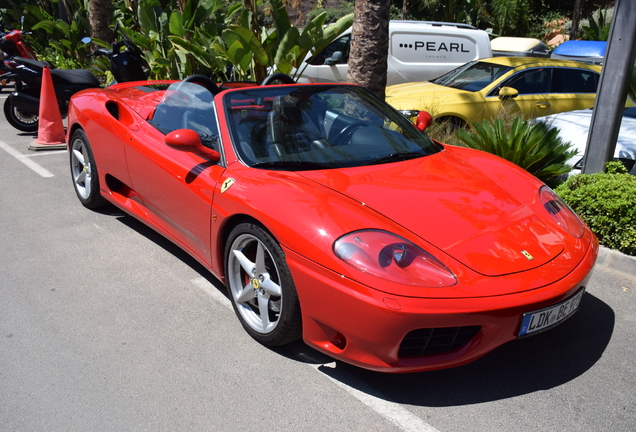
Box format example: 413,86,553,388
224,85,440,170
150,81,219,149
432,61,513,92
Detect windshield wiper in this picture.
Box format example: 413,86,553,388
251,160,334,171
365,152,425,165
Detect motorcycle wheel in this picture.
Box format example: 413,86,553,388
3,96,39,133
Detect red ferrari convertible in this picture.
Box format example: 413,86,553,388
67,74,598,373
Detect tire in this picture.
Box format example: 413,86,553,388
69,129,107,209
225,223,302,346
4,96,39,132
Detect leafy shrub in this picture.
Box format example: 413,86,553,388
456,117,576,187
29,0,93,66
555,162,636,256
491,0,530,36
580,6,613,41
424,118,465,146
306,0,354,25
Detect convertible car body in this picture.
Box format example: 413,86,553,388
66,76,598,373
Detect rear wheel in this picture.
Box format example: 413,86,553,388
69,129,106,209
225,223,302,346
3,97,38,132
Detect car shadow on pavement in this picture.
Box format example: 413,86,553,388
112,213,615,404
114,213,219,284
314,292,615,405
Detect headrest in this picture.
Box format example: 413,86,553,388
273,95,303,125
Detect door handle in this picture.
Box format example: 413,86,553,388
536,102,551,108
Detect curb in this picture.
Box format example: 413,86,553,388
29,140,67,151
596,246,636,281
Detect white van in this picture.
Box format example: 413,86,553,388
296,21,492,86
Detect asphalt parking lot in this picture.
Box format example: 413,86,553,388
1,88,635,432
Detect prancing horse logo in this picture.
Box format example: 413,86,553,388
221,178,235,193
521,250,534,260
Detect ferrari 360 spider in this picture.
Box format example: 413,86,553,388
66,74,598,373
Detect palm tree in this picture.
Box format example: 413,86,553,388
570,0,584,40
88,0,113,44
347,0,390,99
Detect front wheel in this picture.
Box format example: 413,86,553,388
225,223,302,346
4,96,39,132
69,129,106,209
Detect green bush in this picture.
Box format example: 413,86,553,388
555,162,636,256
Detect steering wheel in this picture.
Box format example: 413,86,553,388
331,122,366,146
181,74,221,96
261,73,295,86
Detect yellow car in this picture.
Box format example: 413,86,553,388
385,57,602,128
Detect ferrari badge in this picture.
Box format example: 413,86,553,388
521,250,534,260
221,178,236,193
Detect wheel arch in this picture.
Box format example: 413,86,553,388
67,122,84,146
215,213,280,280
435,114,468,127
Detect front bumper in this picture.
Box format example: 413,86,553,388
284,235,598,373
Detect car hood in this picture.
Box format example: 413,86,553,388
298,148,564,276
385,81,473,110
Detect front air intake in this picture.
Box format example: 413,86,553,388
398,326,481,358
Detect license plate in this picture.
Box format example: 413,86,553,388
518,288,585,338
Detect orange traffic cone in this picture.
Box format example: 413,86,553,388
29,65,66,150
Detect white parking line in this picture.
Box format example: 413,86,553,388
192,276,441,432
0,139,54,177
311,363,441,432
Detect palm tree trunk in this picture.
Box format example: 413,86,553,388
347,0,390,100
88,0,113,44
570,0,583,41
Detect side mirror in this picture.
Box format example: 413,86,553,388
499,86,519,99
165,129,220,162
324,51,344,65
415,111,433,132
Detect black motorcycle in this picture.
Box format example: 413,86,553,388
3,25,149,132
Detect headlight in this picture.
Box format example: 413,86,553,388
333,230,457,287
539,186,585,238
